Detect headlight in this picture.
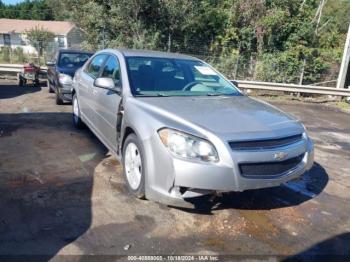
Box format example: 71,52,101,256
301,124,309,140
302,132,308,140
158,128,219,162
59,73,73,85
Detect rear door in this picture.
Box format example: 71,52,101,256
77,54,108,127
93,55,122,152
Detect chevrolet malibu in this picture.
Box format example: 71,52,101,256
72,49,314,206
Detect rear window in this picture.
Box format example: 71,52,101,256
58,52,92,68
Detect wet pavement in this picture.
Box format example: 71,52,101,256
0,80,349,260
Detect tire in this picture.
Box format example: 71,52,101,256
48,81,54,93
55,92,64,105
19,78,23,87
72,94,85,129
122,134,146,199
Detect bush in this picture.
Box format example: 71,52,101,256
210,53,239,79
1,46,11,63
255,52,303,83
14,47,25,63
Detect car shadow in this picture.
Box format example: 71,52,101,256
0,111,107,260
178,162,328,214
0,80,46,99
283,232,350,261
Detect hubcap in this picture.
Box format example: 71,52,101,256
73,97,79,123
125,143,142,190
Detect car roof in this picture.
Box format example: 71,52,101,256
104,48,200,61
58,49,94,55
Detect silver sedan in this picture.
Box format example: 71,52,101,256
72,49,314,206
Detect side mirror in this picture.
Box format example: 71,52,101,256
46,61,55,66
232,80,239,88
94,77,121,93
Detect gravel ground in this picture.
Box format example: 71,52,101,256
0,80,349,260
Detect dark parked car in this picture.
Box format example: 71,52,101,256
46,49,93,104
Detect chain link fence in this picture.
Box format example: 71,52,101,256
0,29,341,87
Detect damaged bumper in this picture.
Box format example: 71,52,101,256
144,133,314,207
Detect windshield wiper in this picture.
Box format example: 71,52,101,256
207,93,224,96
135,93,169,97
156,93,169,97
207,92,239,96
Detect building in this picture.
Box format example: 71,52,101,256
0,18,85,55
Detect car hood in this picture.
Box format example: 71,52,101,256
136,95,304,139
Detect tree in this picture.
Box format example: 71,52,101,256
25,26,55,65
0,0,54,20
42,0,350,84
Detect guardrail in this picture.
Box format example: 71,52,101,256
235,80,350,97
0,64,47,73
0,64,23,73
0,64,349,96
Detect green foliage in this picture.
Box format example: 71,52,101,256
25,26,54,65
25,26,55,55
14,47,25,63
2,0,349,83
1,46,10,63
0,0,53,20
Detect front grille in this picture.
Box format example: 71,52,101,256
229,134,303,151
239,154,304,178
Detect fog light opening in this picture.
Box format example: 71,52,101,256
179,187,187,195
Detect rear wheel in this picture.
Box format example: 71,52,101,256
72,94,84,129
122,134,146,199
19,78,24,87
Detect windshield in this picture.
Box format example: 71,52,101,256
126,57,241,97
58,52,92,68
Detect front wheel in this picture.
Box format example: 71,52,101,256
48,81,54,93
72,94,84,129
56,92,64,105
122,134,146,199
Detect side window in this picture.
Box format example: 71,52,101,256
85,54,108,79
101,56,121,85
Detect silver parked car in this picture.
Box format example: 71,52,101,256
72,49,314,206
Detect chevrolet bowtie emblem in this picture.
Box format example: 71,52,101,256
274,152,288,160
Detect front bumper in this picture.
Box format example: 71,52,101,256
144,134,314,205
58,84,73,102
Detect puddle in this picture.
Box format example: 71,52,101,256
239,210,292,255
79,153,96,162
283,181,316,198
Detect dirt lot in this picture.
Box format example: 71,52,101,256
0,79,349,260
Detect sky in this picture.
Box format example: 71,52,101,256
3,0,25,5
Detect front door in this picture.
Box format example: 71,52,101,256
79,54,108,127
94,55,122,152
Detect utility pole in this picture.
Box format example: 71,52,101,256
315,0,327,36
167,33,171,52
336,25,350,89
299,58,306,85
101,25,106,49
